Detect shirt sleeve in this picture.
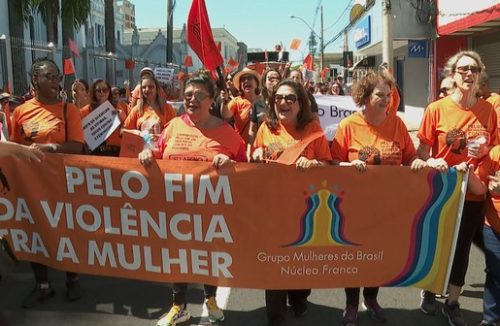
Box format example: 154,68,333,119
330,121,349,161
417,104,436,146
123,107,139,130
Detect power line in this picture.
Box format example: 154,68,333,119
323,0,355,32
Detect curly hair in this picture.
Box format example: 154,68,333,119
351,71,394,107
266,79,313,131
30,57,60,90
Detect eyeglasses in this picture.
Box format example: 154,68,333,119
95,87,109,94
42,73,63,82
184,91,209,102
274,94,297,104
455,65,481,74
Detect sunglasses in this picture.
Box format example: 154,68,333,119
274,94,297,104
455,65,481,74
184,91,209,102
95,87,109,93
440,87,451,93
42,73,63,82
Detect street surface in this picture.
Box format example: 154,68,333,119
0,246,486,326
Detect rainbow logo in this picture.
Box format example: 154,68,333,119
287,180,358,247
385,169,463,288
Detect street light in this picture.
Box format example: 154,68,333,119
290,5,324,70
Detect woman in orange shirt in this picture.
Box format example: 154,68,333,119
331,71,426,326
252,79,332,326
80,79,127,156
123,74,176,147
139,74,246,326
417,51,497,326
71,79,90,109
10,57,84,308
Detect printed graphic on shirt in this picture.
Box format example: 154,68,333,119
21,116,61,142
358,146,382,165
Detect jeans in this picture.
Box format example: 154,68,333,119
483,225,500,323
171,282,216,306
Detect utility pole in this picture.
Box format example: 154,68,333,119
166,0,174,63
382,0,393,66
320,5,324,71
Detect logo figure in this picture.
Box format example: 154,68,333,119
287,181,357,247
445,129,467,154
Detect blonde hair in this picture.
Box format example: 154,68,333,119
443,50,485,78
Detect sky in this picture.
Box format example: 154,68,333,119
134,0,354,63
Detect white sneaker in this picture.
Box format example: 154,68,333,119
156,304,191,326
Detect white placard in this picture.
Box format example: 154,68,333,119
81,101,121,151
313,94,359,141
154,67,175,85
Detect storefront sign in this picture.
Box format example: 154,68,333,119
354,16,371,49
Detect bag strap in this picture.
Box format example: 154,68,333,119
63,102,68,142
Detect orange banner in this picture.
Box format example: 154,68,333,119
0,155,466,293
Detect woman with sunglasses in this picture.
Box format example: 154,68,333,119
417,51,497,326
252,79,331,326
123,74,176,148
80,79,127,156
331,71,425,326
10,57,84,308
138,74,246,326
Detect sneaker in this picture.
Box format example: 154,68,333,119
156,304,191,326
442,301,467,326
342,305,358,326
420,290,437,315
22,283,55,308
479,321,496,326
362,299,387,322
66,279,83,301
290,300,308,317
205,297,225,323
436,292,450,299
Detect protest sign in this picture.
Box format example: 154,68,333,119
154,68,175,86
0,155,465,294
81,101,121,151
314,95,359,141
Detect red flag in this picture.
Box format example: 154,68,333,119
177,71,187,81
253,62,265,75
187,0,224,70
184,55,193,67
228,57,238,67
320,67,330,80
224,65,233,74
64,58,75,75
68,38,80,58
290,38,302,50
303,54,314,71
216,42,221,53
125,59,135,70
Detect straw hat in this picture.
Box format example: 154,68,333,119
232,67,261,89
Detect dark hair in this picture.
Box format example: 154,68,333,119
266,79,313,131
139,74,164,115
30,57,60,90
330,81,345,95
261,69,282,103
89,79,115,110
184,74,216,99
351,71,394,107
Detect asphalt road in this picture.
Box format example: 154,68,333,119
0,246,486,326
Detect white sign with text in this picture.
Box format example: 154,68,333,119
314,94,359,141
81,101,121,151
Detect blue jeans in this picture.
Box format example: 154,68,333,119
483,225,500,323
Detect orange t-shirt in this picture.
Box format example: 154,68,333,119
228,96,252,141
80,103,127,147
253,119,332,162
123,103,176,135
157,114,247,162
331,112,416,165
486,93,500,130
418,96,498,167
475,145,500,232
10,98,83,145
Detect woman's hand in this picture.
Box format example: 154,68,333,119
350,159,367,172
410,158,427,172
453,162,470,173
138,148,154,166
295,156,322,171
488,175,500,196
20,144,45,162
468,142,489,159
426,158,448,173
212,154,232,169
251,147,264,162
